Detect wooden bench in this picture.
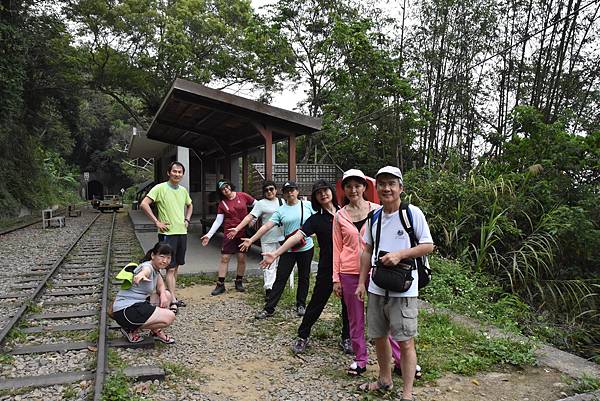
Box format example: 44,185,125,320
42,209,65,229
67,205,82,217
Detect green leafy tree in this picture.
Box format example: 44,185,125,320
67,0,294,126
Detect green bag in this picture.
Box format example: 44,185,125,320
115,262,139,289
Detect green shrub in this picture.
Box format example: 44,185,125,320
418,312,536,378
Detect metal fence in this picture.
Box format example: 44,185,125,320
251,163,341,198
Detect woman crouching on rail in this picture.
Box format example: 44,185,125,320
112,242,177,344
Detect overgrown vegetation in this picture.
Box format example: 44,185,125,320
406,112,599,360
419,312,536,378
566,374,600,394
102,371,143,401
421,256,532,333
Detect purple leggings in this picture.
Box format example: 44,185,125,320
340,273,402,368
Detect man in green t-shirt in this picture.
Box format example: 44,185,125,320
140,161,193,312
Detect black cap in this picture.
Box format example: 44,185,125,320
311,179,331,194
262,180,277,191
282,181,298,190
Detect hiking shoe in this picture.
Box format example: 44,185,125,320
296,305,306,317
234,279,246,292
292,337,309,353
255,309,274,320
340,338,354,355
211,282,225,296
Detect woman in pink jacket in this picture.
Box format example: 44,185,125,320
333,169,420,378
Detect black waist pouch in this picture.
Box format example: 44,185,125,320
371,261,414,293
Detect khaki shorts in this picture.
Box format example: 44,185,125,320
367,294,418,341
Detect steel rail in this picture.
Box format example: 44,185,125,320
93,211,116,400
0,213,101,346
0,220,41,236
0,207,69,236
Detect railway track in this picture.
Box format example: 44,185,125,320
0,211,164,400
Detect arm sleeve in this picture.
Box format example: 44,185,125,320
299,214,316,237
249,202,262,218
185,189,192,206
363,218,373,246
245,193,256,207
305,201,316,216
146,185,159,202
269,209,282,226
206,214,224,238
332,213,343,283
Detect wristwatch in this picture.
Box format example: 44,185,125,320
184,218,190,223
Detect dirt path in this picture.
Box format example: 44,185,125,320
126,283,570,401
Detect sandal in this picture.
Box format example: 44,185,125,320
169,303,178,314
358,379,393,392
173,299,186,307
393,364,422,379
120,328,143,343
151,329,175,344
347,361,366,376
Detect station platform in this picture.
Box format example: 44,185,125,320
128,210,317,277
129,209,263,276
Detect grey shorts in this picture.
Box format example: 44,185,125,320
367,294,418,341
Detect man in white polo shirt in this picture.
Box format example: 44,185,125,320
355,166,434,400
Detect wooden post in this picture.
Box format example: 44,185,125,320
242,152,249,192
201,157,207,224
288,134,297,181
256,125,273,180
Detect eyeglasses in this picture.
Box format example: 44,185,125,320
264,187,276,193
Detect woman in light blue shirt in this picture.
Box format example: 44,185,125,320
240,181,314,319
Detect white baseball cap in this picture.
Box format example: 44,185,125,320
375,166,403,184
342,169,367,183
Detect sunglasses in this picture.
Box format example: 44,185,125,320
264,186,276,193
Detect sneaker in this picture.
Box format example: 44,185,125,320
340,338,354,355
296,305,306,317
292,337,309,353
234,279,246,292
211,282,225,296
347,361,366,376
255,309,274,320
393,364,422,379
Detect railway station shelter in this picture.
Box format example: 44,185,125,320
128,78,324,232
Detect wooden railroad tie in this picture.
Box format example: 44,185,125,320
0,366,165,391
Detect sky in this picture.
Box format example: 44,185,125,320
221,0,301,111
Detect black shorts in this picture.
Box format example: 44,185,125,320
113,301,156,331
222,237,247,255
158,234,187,268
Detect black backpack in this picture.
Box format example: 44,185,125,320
369,202,431,289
